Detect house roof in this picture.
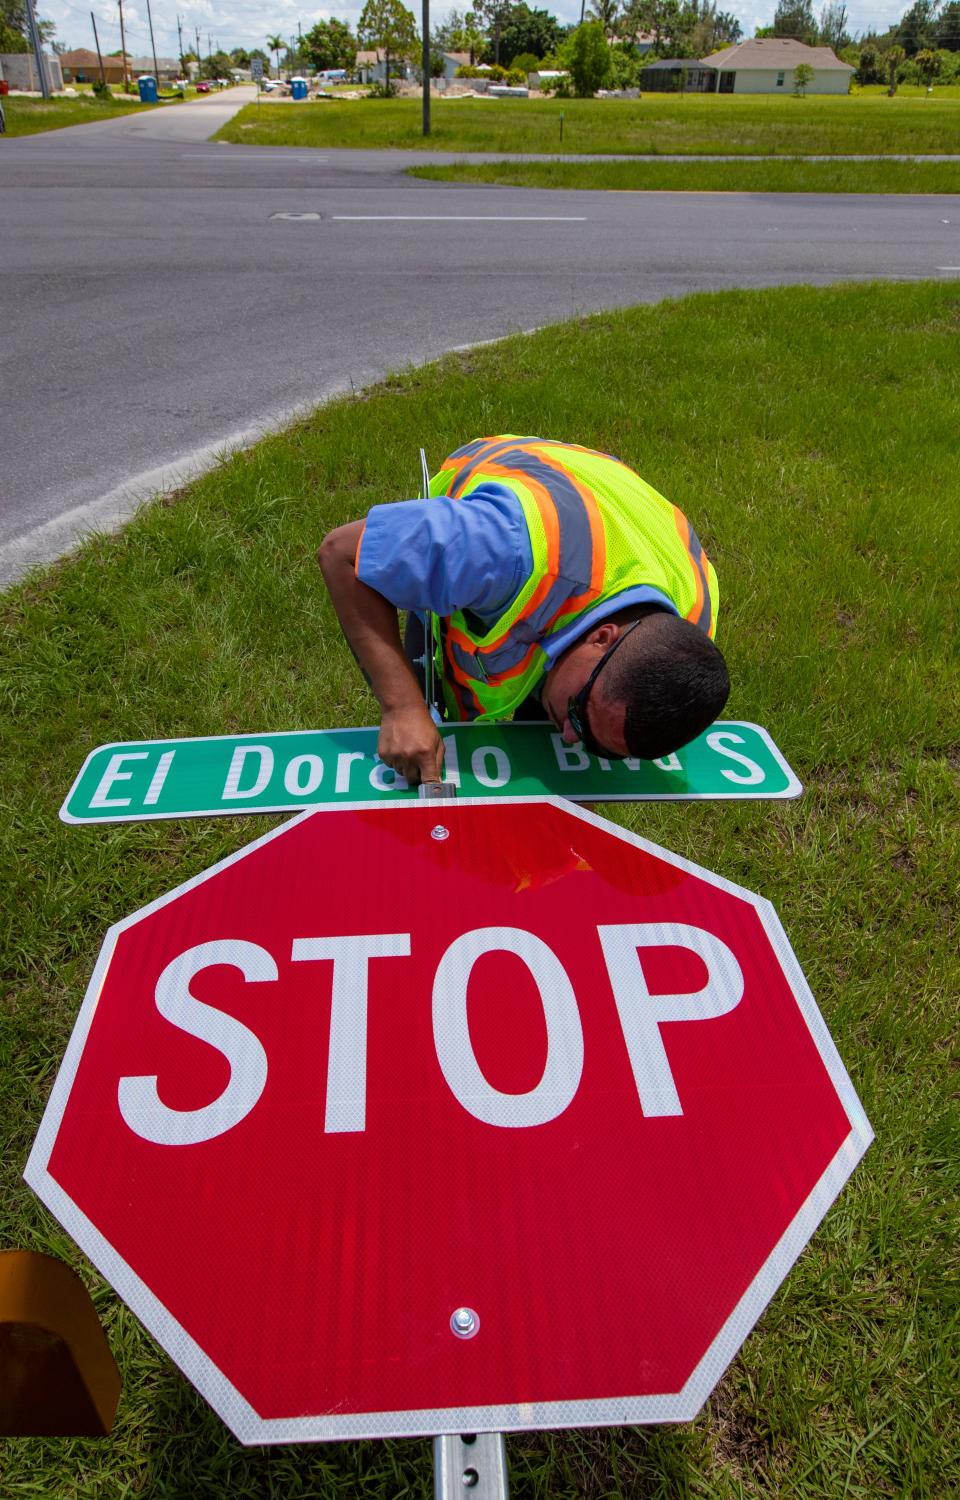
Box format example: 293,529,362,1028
444,51,472,65
642,58,717,70
130,57,179,71
355,49,380,64
702,38,854,70
59,48,129,65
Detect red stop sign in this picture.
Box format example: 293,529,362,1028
26,799,871,1443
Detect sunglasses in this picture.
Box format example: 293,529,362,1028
566,619,642,760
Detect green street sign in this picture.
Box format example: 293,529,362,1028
60,721,801,825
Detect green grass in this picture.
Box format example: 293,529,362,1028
409,156,960,192
0,94,151,136
2,281,959,1495
213,93,960,155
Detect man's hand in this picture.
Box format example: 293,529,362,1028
378,704,444,786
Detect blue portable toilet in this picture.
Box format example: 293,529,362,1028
137,75,158,103
290,76,308,100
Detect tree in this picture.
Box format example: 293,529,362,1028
358,0,419,92
201,50,235,80
436,9,486,63
561,19,611,94
687,0,742,53
588,0,621,35
230,47,251,68
793,59,814,90
621,0,696,55
304,18,357,72
498,5,563,64
936,1,960,50
817,1,849,50
897,0,936,54
914,44,940,80
886,41,905,91
0,0,37,51
266,33,285,77
474,0,514,64
773,0,817,44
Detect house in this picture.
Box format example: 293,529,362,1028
700,38,854,94
129,56,181,81
442,50,472,80
58,48,131,84
357,48,413,84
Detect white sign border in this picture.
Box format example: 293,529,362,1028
26,797,871,1445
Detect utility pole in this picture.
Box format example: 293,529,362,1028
422,0,430,135
23,0,50,99
145,0,159,82
176,13,184,78
117,0,129,91
91,10,106,84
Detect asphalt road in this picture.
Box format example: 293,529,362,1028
1,89,958,585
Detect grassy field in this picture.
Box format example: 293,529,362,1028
2,281,958,1496
213,93,960,155
409,156,960,192
0,94,152,136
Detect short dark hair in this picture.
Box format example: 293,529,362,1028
600,610,730,760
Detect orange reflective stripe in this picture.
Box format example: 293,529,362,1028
673,505,708,633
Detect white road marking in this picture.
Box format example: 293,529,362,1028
184,154,327,163
936,265,960,270
271,212,321,220
332,215,587,222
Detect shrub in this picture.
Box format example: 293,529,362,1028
511,52,541,75
91,79,111,98
506,67,526,85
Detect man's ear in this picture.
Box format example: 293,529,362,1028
586,620,620,649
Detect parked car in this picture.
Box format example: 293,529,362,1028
195,80,211,92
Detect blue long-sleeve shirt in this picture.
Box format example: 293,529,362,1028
355,485,676,667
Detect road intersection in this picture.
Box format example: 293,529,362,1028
1,88,957,584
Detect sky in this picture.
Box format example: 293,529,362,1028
47,0,909,64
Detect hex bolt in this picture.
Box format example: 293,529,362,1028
431,825,450,841
450,1306,479,1338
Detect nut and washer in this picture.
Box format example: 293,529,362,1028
450,1306,479,1339
431,825,450,841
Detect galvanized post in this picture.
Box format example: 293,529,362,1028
433,1432,509,1499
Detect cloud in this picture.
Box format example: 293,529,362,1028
44,0,904,56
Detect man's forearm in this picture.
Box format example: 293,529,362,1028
318,524,421,711
317,522,443,782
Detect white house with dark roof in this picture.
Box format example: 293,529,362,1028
702,38,854,93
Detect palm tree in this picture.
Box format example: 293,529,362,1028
886,44,905,97
266,33,285,78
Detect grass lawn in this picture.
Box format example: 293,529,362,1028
2,281,958,1496
409,156,960,192
1,94,152,136
213,92,960,155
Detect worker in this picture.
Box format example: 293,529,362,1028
319,435,729,786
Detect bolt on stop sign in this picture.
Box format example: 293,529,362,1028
26,798,872,1444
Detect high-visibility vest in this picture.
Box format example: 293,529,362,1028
429,436,720,722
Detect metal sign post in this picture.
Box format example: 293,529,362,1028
434,1432,509,1498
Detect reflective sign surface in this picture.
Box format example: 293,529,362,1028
27,799,870,1443
60,720,801,823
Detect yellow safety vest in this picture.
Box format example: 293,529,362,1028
429,436,720,722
